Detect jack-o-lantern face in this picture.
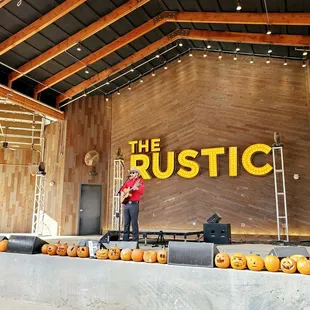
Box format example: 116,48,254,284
215,252,230,268
143,251,157,263
157,250,167,264
67,245,78,257
56,244,68,256
108,246,121,260
96,248,109,260
77,246,89,258
246,255,264,271
47,245,58,255
230,253,247,270
281,257,297,274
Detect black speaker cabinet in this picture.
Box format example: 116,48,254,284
168,241,219,267
101,241,139,250
203,223,231,244
268,246,309,258
6,235,47,254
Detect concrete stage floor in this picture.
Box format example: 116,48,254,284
1,235,310,309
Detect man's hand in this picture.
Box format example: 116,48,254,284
132,185,139,191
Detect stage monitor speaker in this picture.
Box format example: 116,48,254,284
206,213,222,224
168,241,219,268
101,241,138,250
268,246,309,258
99,231,120,244
203,223,231,244
6,235,47,254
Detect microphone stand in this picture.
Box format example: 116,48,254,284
116,175,130,240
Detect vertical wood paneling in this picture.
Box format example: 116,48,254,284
110,52,310,237
0,149,39,233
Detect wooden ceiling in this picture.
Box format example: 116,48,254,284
0,0,310,110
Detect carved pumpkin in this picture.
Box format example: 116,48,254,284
230,253,247,270
281,257,297,274
108,246,121,260
0,239,8,252
264,255,280,272
246,254,264,271
47,244,58,255
121,248,132,261
96,248,109,260
77,246,89,258
297,259,310,275
290,255,307,263
56,244,68,256
131,249,144,262
157,249,167,264
41,244,49,255
67,245,78,257
215,252,230,268
143,251,157,263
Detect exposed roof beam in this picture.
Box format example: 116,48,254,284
56,29,310,105
34,11,310,96
0,0,12,8
0,0,86,56
0,84,64,120
8,0,150,85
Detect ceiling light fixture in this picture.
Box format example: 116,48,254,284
236,0,242,11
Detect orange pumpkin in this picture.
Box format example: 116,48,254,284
230,253,247,270
297,259,310,275
281,257,297,274
143,251,157,263
121,248,132,261
264,255,280,272
108,246,121,260
56,244,68,256
77,246,89,258
41,244,49,255
157,249,167,264
246,254,264,271
96,248,109,260
67,245,78,257
215,252,230,269
290,255,307,263
47,244,58,255
0,239,8,252
131,249,144,262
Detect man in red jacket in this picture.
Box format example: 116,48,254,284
120,167,145,241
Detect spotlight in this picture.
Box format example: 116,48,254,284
105,97,109,102
234,55,237,60
152,71,156,76
207,44,211,49
106,80,110,85
76,43,82,52
203,52,207,58
128,85,132,90
17,0,22,6
266,25,272,35
140,78,144,83
283,59,288,66
218,52,222,59
236,0,242,11
250,56,254,64
85,67,89,74
178,57,181,63
117,90,120,95
268,46,272,53
189,52,193,57
179,41,183,47
266,57,270,64
164,65,168,70
235,44,240,52
303,51,308,56
130,66,135,72
302,60,307,68
156,53,160,58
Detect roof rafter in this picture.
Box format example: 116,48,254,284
34,11,310,96
0,0,12,8
56,28,310,105
8,0,150,86
0,84,64,120
0,0,86,56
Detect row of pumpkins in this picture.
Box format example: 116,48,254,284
41,243,167,264
215,252,310,275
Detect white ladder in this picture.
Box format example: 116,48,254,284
111,159,124,230
31,174,46,235
272,146,289,242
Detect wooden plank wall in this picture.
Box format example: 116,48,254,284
110,51,310,237
43,121,66,235
60,96,111,235
0,149,39,232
